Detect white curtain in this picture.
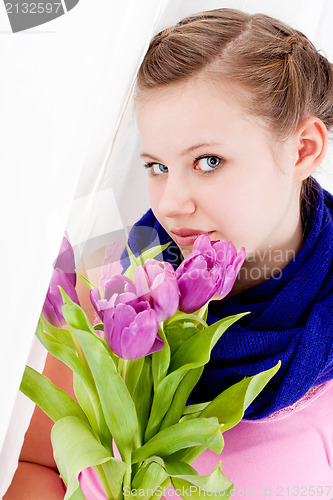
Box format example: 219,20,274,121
1,0,332,495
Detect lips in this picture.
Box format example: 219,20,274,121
170,228,214,247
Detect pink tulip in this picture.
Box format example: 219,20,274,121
134,259,180,321
176,235,245,313
104,297,163,360
90,275,136,321
42,237,79,327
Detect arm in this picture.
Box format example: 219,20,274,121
4,250,104,499
4,354,71,499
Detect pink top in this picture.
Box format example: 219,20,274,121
78,242,333,498
79,379,333,499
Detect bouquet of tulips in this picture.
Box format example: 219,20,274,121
20,236,279,500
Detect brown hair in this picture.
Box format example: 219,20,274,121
137,8,333,139
136,8,333,222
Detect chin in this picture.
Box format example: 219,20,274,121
179,246,193,258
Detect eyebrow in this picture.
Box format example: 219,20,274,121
140,142,221,162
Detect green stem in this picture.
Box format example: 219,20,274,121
123,455,132,497
68,328,90,373
69,328,101,427
121,359,128,381
197,302,209,319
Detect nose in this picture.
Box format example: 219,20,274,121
157,172,196,218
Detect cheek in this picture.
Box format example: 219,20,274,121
200,179,273,242
148,179,163,216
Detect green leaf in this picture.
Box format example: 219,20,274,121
133,417,223,464
200,361,281,432
159,367,203,430
152,326,170,388
40,316,75,350
131,460,169,499
51,416,125,500
72,328,139,462
168,445,207,465
124,242,140,280
123,242,171,280
125,357,144,397
72,372,112,454
99,458,128,500
164,323,199,357
171,362,280,465
66,488,85,500
35,319,100,417
72,371,98,429
144,369,187,442
171,461,233,499
139,242,172,265
61,302,96,336
77,272,99,293
164,311,207,329
183,402,210,415
94,322,104,331
132,357,153,447
163,459,197,476
150,477,172,500
195,302,209,323
147,314,229,441
179,412,203,422
169,313,248,373
20,366,88,424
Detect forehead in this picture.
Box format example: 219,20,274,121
135,78,267,154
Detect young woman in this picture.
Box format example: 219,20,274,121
81,7,333,496
5,7,333,499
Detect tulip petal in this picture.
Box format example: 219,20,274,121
134,266,151,300
54,236,76,286
90,287,111,321
178,273,218,314
176,254,207,276
150,274,179,321
193,234,212,254
176,235,246,311
42,270,79,327
104,304,137,357
147,335,165,355
42,293,63,327
144,262,163,284
120,309,160,360
114,292,140,307
104,275,135,301
233,246,246,274
49,270,79,304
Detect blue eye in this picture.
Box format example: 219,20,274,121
196,156,222,172
144,163,168,175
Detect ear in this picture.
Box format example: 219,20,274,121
292,117,328,181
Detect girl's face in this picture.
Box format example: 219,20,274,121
136,78,302,261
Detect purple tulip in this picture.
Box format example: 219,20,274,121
134,259,180,321
104,297,163,360
176,235,246,313
42,236,79,327
90,275,136,322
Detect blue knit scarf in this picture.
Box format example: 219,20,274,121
121,179,333,419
